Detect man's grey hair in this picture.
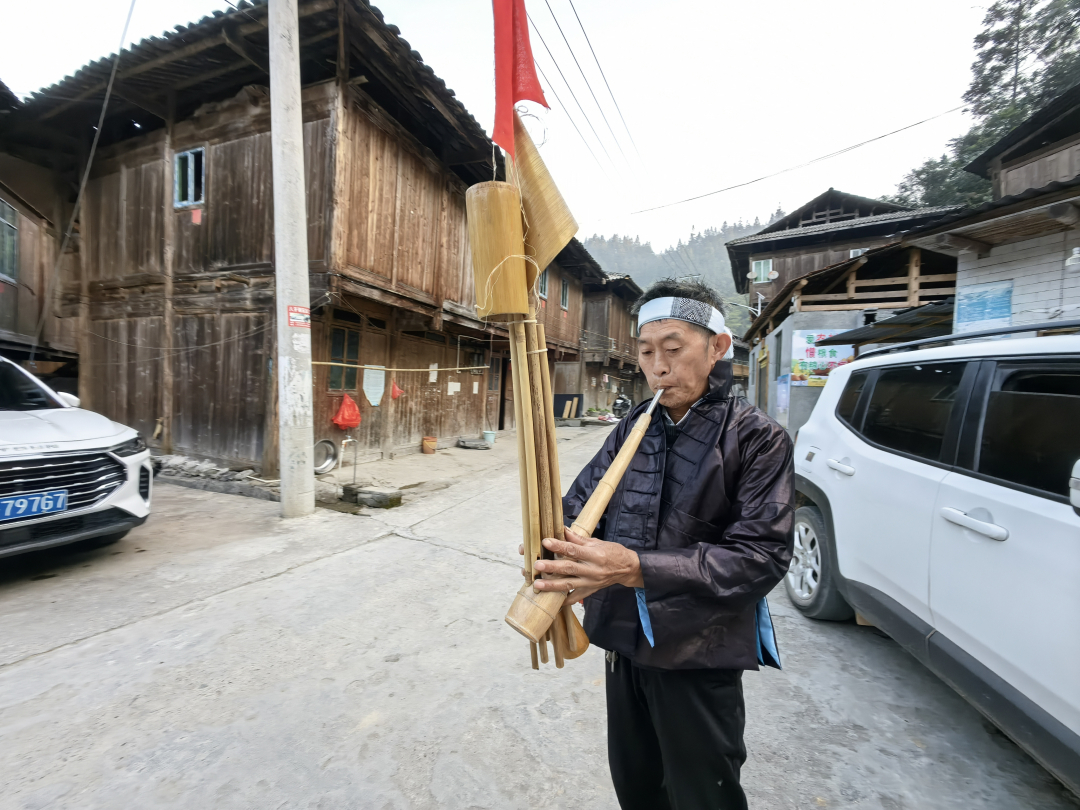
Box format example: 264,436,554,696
630,277,727,329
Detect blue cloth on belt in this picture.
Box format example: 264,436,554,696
755,596,781,669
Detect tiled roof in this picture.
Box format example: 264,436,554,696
726,206,959,247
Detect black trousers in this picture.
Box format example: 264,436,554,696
606,653,748,810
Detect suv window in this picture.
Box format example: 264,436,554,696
836,370,868,426
862,363,965,462
978,363,1080,499
0,365,60,411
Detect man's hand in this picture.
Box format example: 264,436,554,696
532,529,644,605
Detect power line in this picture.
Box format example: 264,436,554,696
527,14,617,170
542,0,629,166
632,105,965,214
30,0,138,365
532,61,609,178
565,0,641,158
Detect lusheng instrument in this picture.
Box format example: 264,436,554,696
467,110,619,670
504,393,663,652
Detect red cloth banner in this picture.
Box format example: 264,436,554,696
492,0,547,160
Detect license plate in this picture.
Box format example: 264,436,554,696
0,490,68,520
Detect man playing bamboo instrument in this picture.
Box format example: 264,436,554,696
532,278,794,810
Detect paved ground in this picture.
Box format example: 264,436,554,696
0,426,1075,809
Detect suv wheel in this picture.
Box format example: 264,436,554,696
784,506,853,621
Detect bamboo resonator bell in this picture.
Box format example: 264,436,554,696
465,182,530,321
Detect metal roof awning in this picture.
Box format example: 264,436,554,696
816,298,954,347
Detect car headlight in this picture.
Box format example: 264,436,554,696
110,435,147,457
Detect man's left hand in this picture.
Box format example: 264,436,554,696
533,530,644,606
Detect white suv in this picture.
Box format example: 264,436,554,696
789,329,1080,796
0,356,152,558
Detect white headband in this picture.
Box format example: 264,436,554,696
637,296,735,360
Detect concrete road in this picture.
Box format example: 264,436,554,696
0,427,1075,809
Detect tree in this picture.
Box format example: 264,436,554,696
884,0,1080,207
965,0,1041,120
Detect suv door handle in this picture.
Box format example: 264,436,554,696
939,507,1009,541
826,459,855,476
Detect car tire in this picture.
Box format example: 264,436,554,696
75,530,129,551
784,505,853,621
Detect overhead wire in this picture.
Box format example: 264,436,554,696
532,61,609,179
633,105,965,214
527,13,617,170
541,0,629,165
565,0,641,158
29,0,138,365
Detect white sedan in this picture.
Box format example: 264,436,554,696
0,356,152,558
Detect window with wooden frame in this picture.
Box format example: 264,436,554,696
751,259,772,284
560,278,569,309
174,148,205,207
0,200,17,282
329,326,361,390
538,268,549,299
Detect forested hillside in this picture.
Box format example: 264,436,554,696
583,210,783,336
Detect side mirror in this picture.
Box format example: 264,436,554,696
1071,459,1080,517
57,392,81,408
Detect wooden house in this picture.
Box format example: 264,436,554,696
725,189,958,304
900,85,1080,335
580,272,645,411
0,0,633,471
742,242,957,433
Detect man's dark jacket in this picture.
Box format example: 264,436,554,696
563,361,794,671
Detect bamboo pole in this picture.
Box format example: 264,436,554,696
524,316,555,546
511,320,542,571
538,323,589,657
507,317,535,580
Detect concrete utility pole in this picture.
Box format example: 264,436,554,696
269,0,315,517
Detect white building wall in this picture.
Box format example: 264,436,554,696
955,230,1080,330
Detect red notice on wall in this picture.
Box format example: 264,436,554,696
287,305,311,328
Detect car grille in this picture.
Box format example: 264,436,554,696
0,452,127,522
0,507,134,549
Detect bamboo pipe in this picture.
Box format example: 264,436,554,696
508,318,541,573
537,323,588,659
505,392,665,644
524,317,554,549
569,393,664,540
507,317,535,580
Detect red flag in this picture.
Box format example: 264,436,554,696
493,0,547,160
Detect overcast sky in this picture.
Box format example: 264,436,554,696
0,0,987,248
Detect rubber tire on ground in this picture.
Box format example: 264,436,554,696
74,530,129,552
784,505,854,621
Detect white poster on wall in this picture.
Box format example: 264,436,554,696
955,280,1013,333
775,374,791,428
791,330,855,387
362,366,386,407
447,381,461,395
428,363,439,383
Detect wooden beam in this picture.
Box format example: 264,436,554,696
934,233,991,257
222,25,270,74
802,290,923,303
907,247,921,307
161,91,176,453
1048,201,1080,226
799,301,921,312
